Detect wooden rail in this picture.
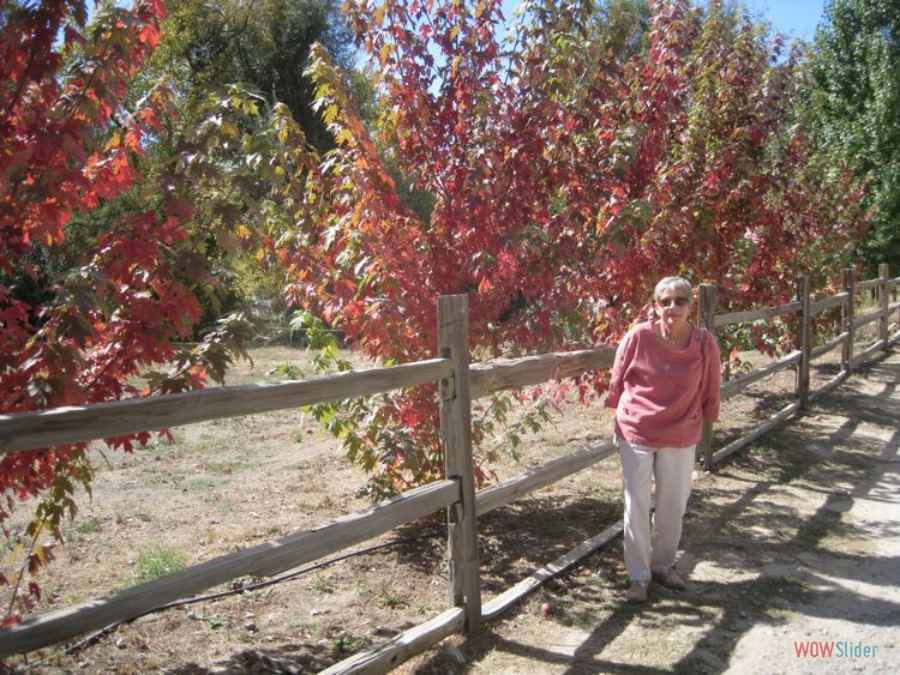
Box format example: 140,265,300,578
1,265,897,671
712,401,801,464
0,359,453,455
0,479,459,657
810,292,850,314
853,309,883,330
852,339,884,368
808,371,850,403
469,348,615,399
810,292,848,314
714,300,801,327
475,441,616,516
319,607,466,675
719,350,801,400
481,519,624,621
810,332,848,360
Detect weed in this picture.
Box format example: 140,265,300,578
204,614,230,629
75,516,102,534
132,543,187,585
183,477,217,492
380,592,407,609
310,622,329,640
333,633,371,654
205,460,241,476
310,576,336,594
134,510,152,523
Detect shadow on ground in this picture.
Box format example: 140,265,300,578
406,352,900,673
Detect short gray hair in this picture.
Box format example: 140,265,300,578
654,276,693,302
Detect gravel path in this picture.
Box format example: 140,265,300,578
726,352,900,674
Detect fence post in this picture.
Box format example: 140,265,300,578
697,284,716,470
841,268,855,375
795,275,811,409
437,294,481,634
879,263,890,350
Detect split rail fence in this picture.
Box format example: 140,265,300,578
0,265,898,672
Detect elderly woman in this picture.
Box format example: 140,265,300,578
605,276,721,603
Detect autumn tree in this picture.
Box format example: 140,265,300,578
278,0,868,495
0,0,302,621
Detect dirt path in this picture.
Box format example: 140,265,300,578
404,349,900,674
726,353,900,674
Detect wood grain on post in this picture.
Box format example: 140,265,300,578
437,295,481,634
842,268,855,376
696,284,717,470
879,263,890,350
796,275,811,409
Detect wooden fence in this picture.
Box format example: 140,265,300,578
0,266,898,672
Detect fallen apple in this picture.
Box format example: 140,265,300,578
541,601,553,615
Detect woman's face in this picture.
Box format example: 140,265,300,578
656,285,692,330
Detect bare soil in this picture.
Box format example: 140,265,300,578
2,338,898,674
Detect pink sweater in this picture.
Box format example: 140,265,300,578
604,321,721,448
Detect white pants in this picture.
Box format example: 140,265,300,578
618,436,695,583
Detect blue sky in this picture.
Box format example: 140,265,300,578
500,1,829,43
743,0,827,42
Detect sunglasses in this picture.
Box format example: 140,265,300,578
657,296,690,307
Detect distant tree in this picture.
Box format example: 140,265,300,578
140,0,369,317
811,0,900,268
157,0,357,151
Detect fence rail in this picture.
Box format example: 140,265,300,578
0,359,453,455
810,292,849,314
714,300,801,327
719,350,802,400
469,348,615,399
1,265,898,670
